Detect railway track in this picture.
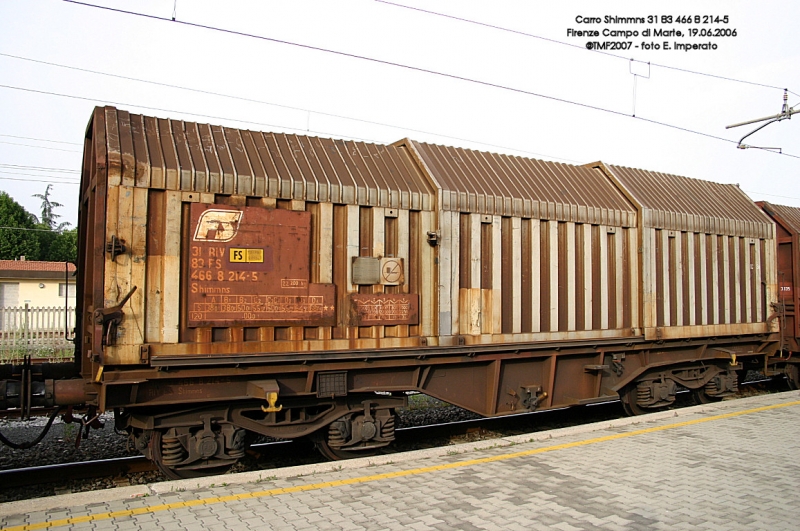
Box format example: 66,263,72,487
0,377,784,500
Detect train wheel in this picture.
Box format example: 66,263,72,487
311,409,396,460
149,428,242,480
786,365,800,390
312,435,380,461
620,384,647,416
692,388,722,405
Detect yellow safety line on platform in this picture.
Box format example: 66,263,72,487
6,399,800,531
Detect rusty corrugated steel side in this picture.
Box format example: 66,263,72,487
601,164,773,238
81,107,443,368
112,108,435,210
398,140,637,227
596,163,778,340
394,140,641,345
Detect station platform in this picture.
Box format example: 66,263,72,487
2,390,799,531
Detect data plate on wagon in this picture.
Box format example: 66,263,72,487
187,204,335,327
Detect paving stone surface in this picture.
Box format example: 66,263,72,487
2,391,799,530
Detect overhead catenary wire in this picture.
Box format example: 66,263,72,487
0,140,81,153
0,226,75,233
743,190,800,202
0,170,80,181
0,175,80,185
57,1,800,161
0,83,379,145
0,52,580,164
0,133,83,146
0,163,79,173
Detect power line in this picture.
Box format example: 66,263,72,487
376,0,799,97
0,133,82,146
0,83,380,144
0,175,80,185
744,190,800,202
59,1,800,161
0,226,74,233
0,163,79,173
0,51,580,163
0,140,81,153
0,170,80,181
1,80,744,159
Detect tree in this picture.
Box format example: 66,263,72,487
30,185,77,263
32,184,70,231
0,192,41,260
41,228,78,263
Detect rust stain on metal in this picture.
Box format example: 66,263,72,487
187,203,335,327
350,294,419,326
604,164,774,238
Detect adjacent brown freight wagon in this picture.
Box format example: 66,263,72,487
4,106,794,478
756,202,800,363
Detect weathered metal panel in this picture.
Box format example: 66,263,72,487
185,204,338,328
757,202,800,342
399,141,637,226
602,164,774,238
594,163,777,340
98,108,433,210
641,229,775,340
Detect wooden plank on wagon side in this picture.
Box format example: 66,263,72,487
372,206,386,339
744,238,753,323
720,235,730,324
549,220,559,332
599,225,609,330
438,210,453,337
709,234,720,325
582,223,593,331
420,210,436,338
614,228,624,329
628,227,639,332
511,216,522,334
491,215,502,335
161,191,182,343
753,239,762,323
674,231,683,327
565,222,576,331
113,184,134,346
395,207,411,338
145,191,164,343
126,186,147,346
530,219,541,333
686,232,696,326
698,232,708,326
449,210,460,338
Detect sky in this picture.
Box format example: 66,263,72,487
0,0,798,228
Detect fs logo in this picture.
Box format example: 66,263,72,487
193,209,243,242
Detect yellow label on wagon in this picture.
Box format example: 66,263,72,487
229,248,264,263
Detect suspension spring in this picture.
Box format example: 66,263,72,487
637,384,651,403
381,416,395,440
161,436,185,465
228,430,246,459
327,421,347,447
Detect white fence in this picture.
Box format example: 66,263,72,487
0,305,76,359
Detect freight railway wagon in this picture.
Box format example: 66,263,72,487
2,106,798,479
